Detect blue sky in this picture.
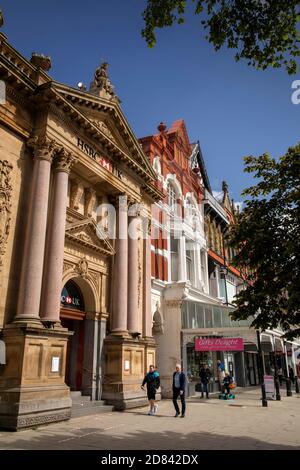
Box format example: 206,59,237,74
1,0,299,202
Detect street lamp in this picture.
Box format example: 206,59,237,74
272,336,281,401
256,329,268,407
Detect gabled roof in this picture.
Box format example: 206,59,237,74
166,119,192,154
52,82,157,179
192,142,212,193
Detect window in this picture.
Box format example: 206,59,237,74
200,250,206,284
186,249,194,284
170,236,178,281
205,307,213,328
167,183,177,212
213,307,222,327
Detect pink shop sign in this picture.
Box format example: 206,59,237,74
195,337,244,352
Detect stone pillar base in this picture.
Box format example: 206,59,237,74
102,335,157,410
0,322,72,431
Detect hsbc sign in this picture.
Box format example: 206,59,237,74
77,138,122,178
61,295,80,307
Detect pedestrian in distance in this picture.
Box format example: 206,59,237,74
288,365,295,384
141,365,160,415
277,367,284,386
217,359,225,391
199,363,212,399
222,372,233,395
172,363,186,418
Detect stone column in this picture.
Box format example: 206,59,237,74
40,148,76,322
127,209,140,334
143,219,153,338
16,137,55,321
111,195,128,334
178,235,187,282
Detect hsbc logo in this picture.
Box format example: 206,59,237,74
61,295,80,307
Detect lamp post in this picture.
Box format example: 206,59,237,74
284,340,292,397
256,329,268,407
272,337,281,401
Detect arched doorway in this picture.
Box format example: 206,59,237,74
60,280,86,391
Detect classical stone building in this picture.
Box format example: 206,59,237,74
0,31,162,430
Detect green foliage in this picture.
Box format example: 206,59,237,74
141,0,300,74
227,144,300,338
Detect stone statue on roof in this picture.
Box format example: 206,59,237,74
89,62,119,102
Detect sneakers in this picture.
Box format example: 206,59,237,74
180,414,185,418
174,411,180,417
147,409,153,415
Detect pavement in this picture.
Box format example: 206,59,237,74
0,387,299,450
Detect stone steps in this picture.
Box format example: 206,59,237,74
70,392,114,418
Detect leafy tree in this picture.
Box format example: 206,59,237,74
141,0,300,74
227,144,300,338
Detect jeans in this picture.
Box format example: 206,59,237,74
201,382,209,396
173,388,186,415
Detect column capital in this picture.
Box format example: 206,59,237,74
53,147,77,173
113,193,129,212
27,135,56,163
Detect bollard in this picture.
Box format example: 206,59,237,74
285,377,292,397
274,376,281,401
295,377,299,394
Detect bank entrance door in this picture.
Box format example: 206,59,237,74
60,280,86,391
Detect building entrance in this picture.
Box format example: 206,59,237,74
60,280,86,391
245,352,260,385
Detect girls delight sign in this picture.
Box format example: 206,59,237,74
195,337,244,352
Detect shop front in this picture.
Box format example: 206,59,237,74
185,336,245,394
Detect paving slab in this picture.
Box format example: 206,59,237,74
0,387,299,450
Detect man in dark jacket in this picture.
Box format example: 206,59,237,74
199,364,212,399
172,363,186,418
141,365,160,415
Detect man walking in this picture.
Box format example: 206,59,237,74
172,363,186,418
199,363,212,399
141,365,160,415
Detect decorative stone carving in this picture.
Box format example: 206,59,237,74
89,271,100,292
53,147,77,173
0,160,13,268
65,218,115,256
84,187,97,218
89,62,119,102
75,258,89,277
27,135,57,163
77,232,93,243
30,53,52,71
63,261,73,273
90,120,115,141
70,179,84,211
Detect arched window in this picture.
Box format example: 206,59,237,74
167,182,177,212
61,280,85,311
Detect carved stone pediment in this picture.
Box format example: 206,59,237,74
65,218,115,256
89,119,115,142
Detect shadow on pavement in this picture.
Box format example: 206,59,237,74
0,426,298,450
